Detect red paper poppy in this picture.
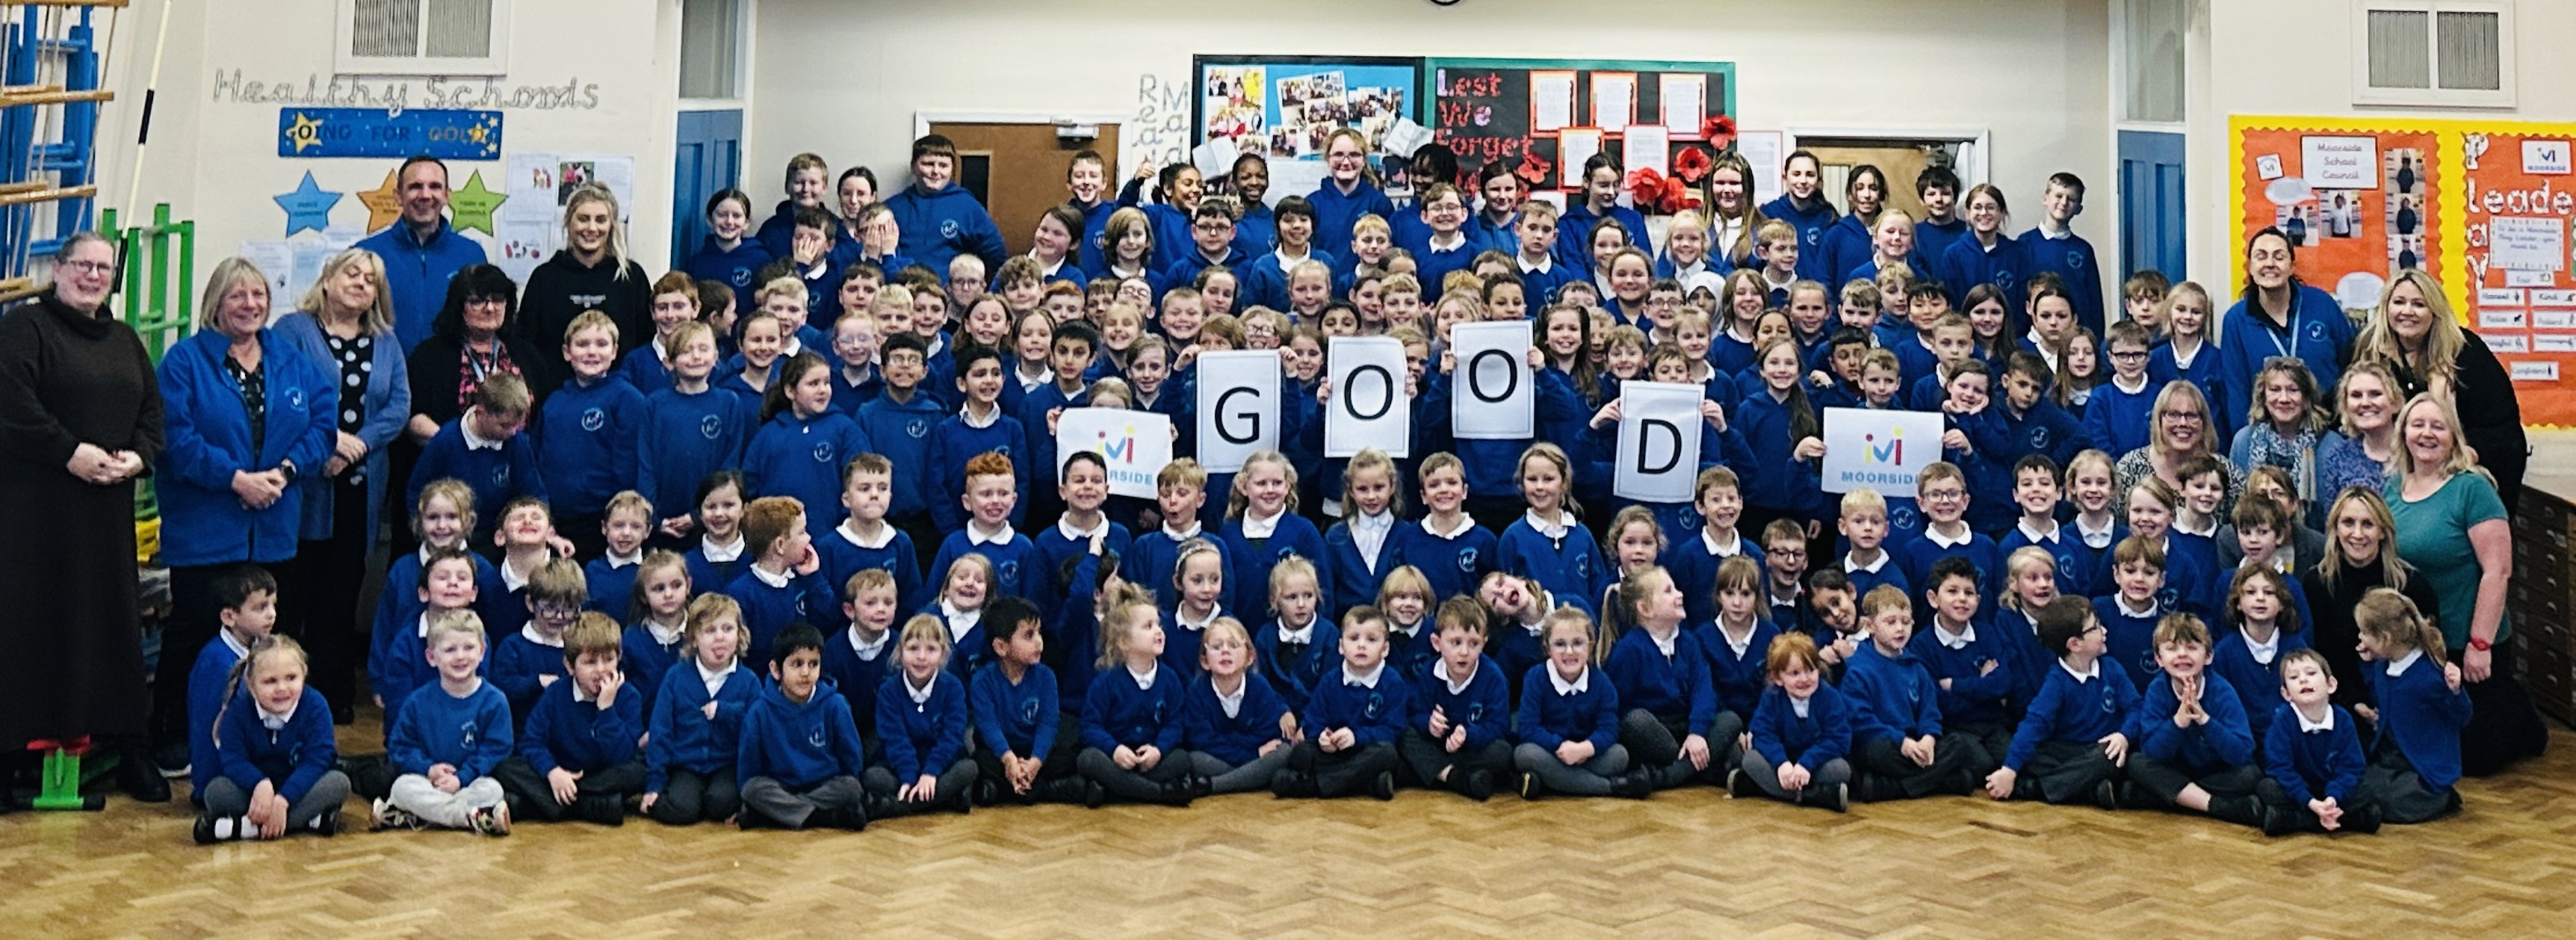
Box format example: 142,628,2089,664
1626,167,1667,205
1515,151,1552,186
1702,114,1737,149
1673,146,1714,185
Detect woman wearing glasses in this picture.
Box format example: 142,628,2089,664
0,234,170,803
2113,380,2244,516
393,265,539,556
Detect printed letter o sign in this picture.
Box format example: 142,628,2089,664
1325,336,1410,458
1451,321,1534,439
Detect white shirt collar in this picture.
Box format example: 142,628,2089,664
1845,551,1888,574
1240,509,1283,539
520,625,564,648
1426,231,1467,253
1162,521,1203,541
2241,625,2280,665
1523,509,1573,540
1127,663,1158,690
2017,519,2060,545
847,626,891,661
1215,676,1245,717
1273,247,1312,268
1343,662,1385,689
967,522,1016,546
603,548,642,569
2060,658,2101,682
1703,529,1744,556
2295,705,2336,733
258,699,299,730
1015,363,1050,392
1057,515,1108,542
461,414,504,451
1352,510,1394,537
1790,695,1812,718
2115,593,2160,618
939,601,982,643
417,610,435,637
219,628,252,660
2385,647,2424,677
1936,622,1975,649
1174,605,1219,633
1549,664,1590,696
1647,628,1677,658
2075,514,2117,548
1421,513,1476,539
959,403,1000,428
644,616,684,647
1274,615,1315,646
903,672,937,705
697,658,736,695
1715,619,1758,657
2175,516,2217,538
1434,656,1478,694
1517,255,1553,275
750,562,794,589
499,557,536,593
2112,371,2149,394
1924,523,1972,549
837,519,895,550
699,535,744,563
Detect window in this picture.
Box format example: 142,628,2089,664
2354,1,2512,106
336,0,510,76
2123,0,2185,124
679,0,746,101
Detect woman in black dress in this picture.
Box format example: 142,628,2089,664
0,232,167,802
2353,268,2526,507
2300,488,2441,713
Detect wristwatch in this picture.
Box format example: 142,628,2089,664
276,460,299,486
2468,636,2492,652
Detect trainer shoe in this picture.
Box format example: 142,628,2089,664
369,797,421,832
468,803,511,837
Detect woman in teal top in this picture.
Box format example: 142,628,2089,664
2384,392,2544,775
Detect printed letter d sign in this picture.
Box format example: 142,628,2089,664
1451,321,1533,439
1614,381,1703,503
1195,350,1280,473
1326,336,1409,458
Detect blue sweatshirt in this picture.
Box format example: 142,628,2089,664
1302,665,1414,748
358,220,489,353
1658,534,1766,628
876,669,970,779
2363,651,2472,791
815,522,921,613
1936,235,2032,312
1913,217,1971,275
1817,214,1880,294
1253,616,1341,716
2001,658,2139,771
926,409,1032,532
187,635,251,799
1895,528,2003,615
684,235,776,313
533,374,647,517
1411,655,1511,750
1497,516,1610,620
924,528,1045,614
388,678,513,782
1183,672,1294,767
852,389,947,522
1842,642,1946,742
1517,664,1620,752
1080,661,1188,753
489,628,567,728
1307,180,1397,260
1758,194,1840,283
2217,284,2355,425
2016,226,2105,336
818,625,896,739
645,658,762,791
970,662,1060,759
885,182,1008,276
519,675,645,775
213,685,340,806
1391,517,1499,606
1904,619,2013,726
1125,525,1239,619
2211,626,2312,743
2123,670,2255,773
727,566,843,671
740,409,873,534
2262,702,2366,805
1554,202,1650,275
2083,375,2160,458
1749,683,1857,768
737,682,869,788
1236,247,1338,313
635,386,755,526
155,327,336,566
619,619,685,717
1220,513,1331,624
408,419,548,545
1692,619,1779,720
1733,388,1823,518
1605,628,1719,735
2147,340,2230,441
2092,596,2167,692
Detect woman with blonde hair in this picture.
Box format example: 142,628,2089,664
2353,268,2524,506
2113,380,2244,514
520,183,651,394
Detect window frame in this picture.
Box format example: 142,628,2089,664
2351,0,2515,108
335,0,513,77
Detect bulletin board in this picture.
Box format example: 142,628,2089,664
1422,58,1736,204
2231,115,2576,427
1192,56,1424,200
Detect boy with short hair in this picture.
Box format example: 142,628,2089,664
815,454,923,619
2118,612,2264,826
1903,310,1976,409
1760,519,1809,628
2093,535,2170,693
1411,183,1482,303
728,495,841,670
408,374,547,547
2015,173,2105,335
1275,605,1411,800
1663,467,1768,627
1018,320,1101,525
1996,456,2086,597
1837,488,1909,603
1128,459,1241,613
485,496,561,637
1805,569,1864,681
1162,201,1248,297
585,490,654,615
1033,451,1134,602
2084,319,2159,457
1984,595,2136,806
1378,273,1425,338
1511,201,1570,306
1908,555,2019,767
1912,167,1968,265
377,609,514,835
1755,220,1802,303
853,333,948,556
492,555,584,727
2256,648,2381,835
970,596,1087,805
926,344,1032,534
883,133,1006,276
1397,597,1514,801
186,566,278,804
924,451,1047,612
1844,584,1990,800
1990,350,2094,471
372,546,485,741
2122,270,2171,338
622,271,699,392
492,613,646,825
824,568,903,760
737,623,877,830
1895,462,2001,619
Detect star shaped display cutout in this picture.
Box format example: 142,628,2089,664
449,170,507,236
272,171,341,236
282,112,326,154
357,168,405,232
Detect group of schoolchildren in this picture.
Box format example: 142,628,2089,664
180,131,2469,844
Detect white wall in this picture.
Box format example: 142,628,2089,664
749,0,2113,264
86,0,681,297
2190,0,2576,287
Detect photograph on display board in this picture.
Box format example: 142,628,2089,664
2237,126,2440,312
1195,56,1422,200
1425,58,1735,213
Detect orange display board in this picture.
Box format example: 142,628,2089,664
2460,132,2576,426
2236,124,2439,312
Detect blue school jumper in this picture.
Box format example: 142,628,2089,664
1554,202,1651,275
520,675,645,776
212,685,338,806
1606,628,1719,735
1220,513,1332,623
924,527,1046,616
1322,515,1400,622
1497,513,1611,619
885,182,1009,277
1127,525,1241,617
2016,226,2106,336
1411,233,1487,303
1029,518,1130,605
586,555,643,616
820,626,895,742
2264,702,2367,806
2000,658,2138,771
619,619,686,717
2213,626,2313,743
1913,217,1971,274
2363,651,2472,792
1733,388,1823,520
753,200,835,259
1693,619,1779,720
645,660,763,793
1385,619,1441,684
970,662,1061,759
1254,616,1342,715
1073,197,1118,276
926,408,1032,532
816,522,921,613
1157,244,1249,300
1662,532,1768,627
2146,339,2229,439
2165,531,2225,617
1517,664,1621,753
685,235,775,313
1412,655,1511,751
1183,672,1295,767
187,634,249,799
1472,211,1522,259
1842,643,1946,743
727,565,843,670
875,670,970,781
1237,248,1337,313
368,554,505,716
1989,607,2058,713
2091,596,2167,693
2217,285,2355,427
1758,194,1840,284
1993,399,2094,472
1307,180,1397,261
1232,202,1278,258
683,539,747,605
1907,621,2017,728
1999,522,2086,601
852,389,946,525
1013,380,1087,495
737,683,868,789
740,409,873,534
1749,683,1857,770
1304,664,1414,748
636,386,756,527
1514,256,1576,307
1842,553,1910,608
533,374,646,519
1080,662,1189,754
1392,516,1499,609
2055,519,2120,602
1817,214,1880,295
917,600,992,680
1896,526,2004,613
155,327,336,566
2124,671,2255,773
388,678,513,781
2083,375,2159,458
490,628,566,727
1936,235,2031,312
827,364,884,418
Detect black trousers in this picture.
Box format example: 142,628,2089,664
156,560,294,749
2122,754,2260,808
1395,729,1511,793
1619,708,1742,788
2255,773,2384,834
648,766,741,825
492,756,645,823
285,477,371,723
2364,744,2460,824
1286,739,1398,797
2457,642,2548,776
971,715,1081,803
1851,734,1988,799
2013,739,2120,804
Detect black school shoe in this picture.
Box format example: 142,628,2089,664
1458,768,1496,803
1607,770,1656,800
118,742,172,803
578,794,628,826
1517,772,1546,801
1369,770,1397,802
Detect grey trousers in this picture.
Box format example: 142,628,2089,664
1620,708,1743,788
202,771,350,832
1189,746,1295,794
2365,746,2459,824
740,774,867,829
1513,741,1630,796
1739,749,1852,803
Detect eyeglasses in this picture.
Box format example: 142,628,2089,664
2109,350,2149,360
60,260,114,275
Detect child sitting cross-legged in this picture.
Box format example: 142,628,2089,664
194,637,349,844
374,610,513,835
1275,604,1411,800
1728,633,1856,811
1984,596,2137,808
1180,617,1301,797
2117,613,2265,826
867,614,979,817
1842,584,1990,801
2255,648,2382,835
493,613,645,826
1513,608,1638,800
1395,598,1514,801
736,622,881,831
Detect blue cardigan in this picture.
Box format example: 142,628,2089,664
875,670,971,780
644,661,764,791
1515,664,1621,752
270,312,409,542
155,327,336,566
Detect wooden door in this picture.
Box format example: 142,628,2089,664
671,109,744,268
1804,143,1937,221
927,122,1120,257
2119,129,2187,283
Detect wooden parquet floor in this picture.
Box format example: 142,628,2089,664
7,726,2575,938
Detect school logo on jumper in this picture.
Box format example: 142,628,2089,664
1889,505,1919,533
581,407,605,432
1149,700,1168,723
1363,690,1387,720
1806,229,1822,246
731,269,752,286
1464,703,1487,724
2306,321,2326,341
700,415,723,439
283,387,306,411
812,442,835,464
905,418,929,439
809,726,829,748
997,560,1021,586
460,721,480,749
1457,548,1479,573
1996,270,2019,291
940,220,959,239
2029,427,2051,450
2064,250,2085,270
1573,554,1591,579
1019,698,1040,724
492,466,510,486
